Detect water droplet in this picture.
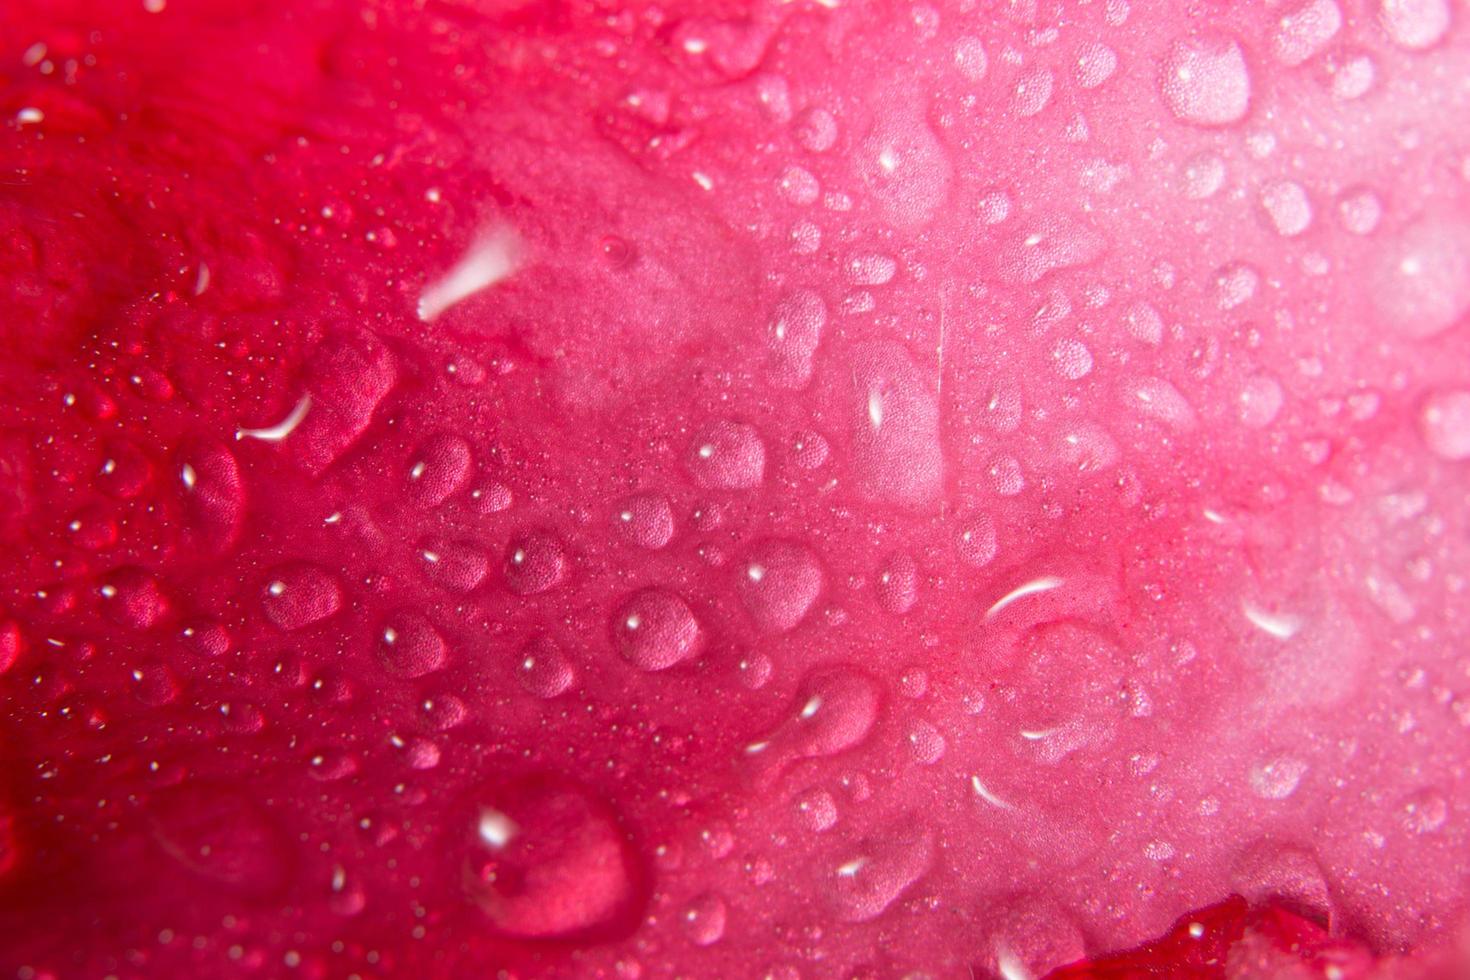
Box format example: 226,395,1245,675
767,289,827,389
1238,375,1285,429
1075,41,1118,89
905,719,946,764
1338,187,1383,235
1215,262,1260,310
953,36,988,82
1250,756,1308,799
378,609,448,678
1419,389,1470,460
1260,180,1313,236
685,420,766,490
1125,376,1198,431
1323,49,1376,100
738,540,823,633
791,429,830,469
261,564,342,631
777,165,820,206
1012,66,1055,117
406,432,473,507
848,253,898,286
1379,0,1450,50
977,188,1013,225
830,823,934,923
795,107,838,153
1051,338,1093,380
516,635,575,698
418,539,490,593
1371,218,1470,338
1161,33,1252,127
796,788,839,832
613,493,675,550
855,105,952,229
460,777,644,939
503,529,568,595
957,515,999,568
840,342,944,508
994,212,1107,285
613,588,702,671
1122,300,1166,345
748,668,881,769
1400,789,1448,833
875,553,920,615
682,893,727,946
1271,0,1342,66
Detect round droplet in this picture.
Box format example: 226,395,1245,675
1182,152,1226,200
875,553,920,615
953,36,988,82
613,589,702,671
685,420,766,490
1161,33,1252,127
1238,375,1285,429
1371,218,1470,339
1420,390,1470,460
418,539,489,593
1338,188,1383,235
1400,789,1448,834
777,166,820,206
855,108,952,229
261,564,342,631
785,668,881,759
1250,756,1308,800
1012,66,1054,117
682,893,727,946
1323,49,1376,100
613,493,675,550
796,107,838,153
957,515,999,567
460,776,644,940
791,429,830,469
1379,0,1450,50
848,254,897,286
738,540,823,633
1260,180,1313,237
516,635,575,698
1126,376,1198,430
905,719,946,764
830,823,934,923
1216,262,1260,310
1272,0,1342,66
503,530,568,595
796,788,839,832
1051,338,1093,380
378,609,448,678
1074,41,1118,89
406,432,473,507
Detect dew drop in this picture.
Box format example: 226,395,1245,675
1012,66,1055,118
1075,41,1118,89
737,540,823,633
1259,180,1313,236
613,493,675,550
682,893,727,946
1271,0,1342,66
516,635,575,698
1338,188,1383,235
796,107,838,153
1371,218,1470,339
261,564,342,631
953,36,988,82
378,609,448,678
503,529,569,596
1379,0,1450,50
1238,375,1285,429
1419,389,1470,460
874,553,920,615
685,420,766,490
1249,756,1308,800
830,823,934,923
1161,33,1252,127
613,588,702,671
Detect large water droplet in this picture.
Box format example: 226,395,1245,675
874,553,920,615
766,289,827,389
1379,0,1451,50
1259,180,1313,237
1075,41,1118,89
829,823,934,923
516,635,575,698
261,564,342,631
503,529,569,595
378,609,448,678
1161,33,1252,126
613,588,702,671
1371,218,1470,339
612,493,675,550
1419,389,1470,459
418,539,490,593
737,540,824,633
1250,756,1308,799
406,432,473,507
459,776,644,940
1271,0,1342,66
839,341,944,509
682,893,727,946
685,420,766,490
855,104,952,229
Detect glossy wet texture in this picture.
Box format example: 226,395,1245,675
2,0,1470,977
